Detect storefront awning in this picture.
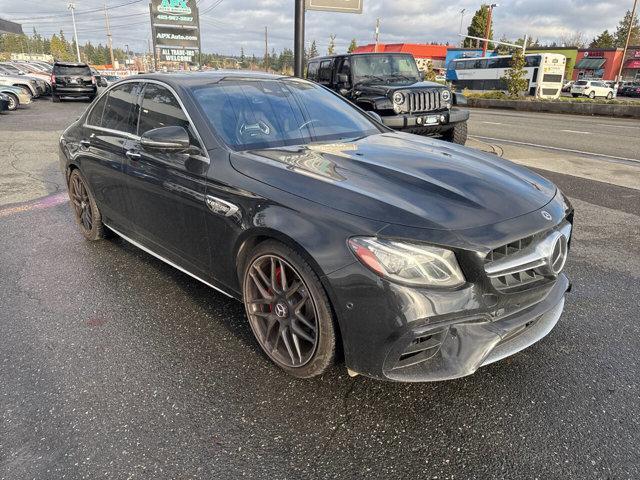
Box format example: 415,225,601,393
624,59,640,69
575,58,606,70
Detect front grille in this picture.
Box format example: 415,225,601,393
405,90,442,113
484,222,572,293
393,328,447,370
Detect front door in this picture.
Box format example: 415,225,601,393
123,82,211,276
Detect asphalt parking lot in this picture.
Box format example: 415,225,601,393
1,98,639,479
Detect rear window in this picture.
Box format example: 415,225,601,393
54,65,92,76
575,80,588,86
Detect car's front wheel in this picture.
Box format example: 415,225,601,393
242,240,336,378
67,169,107,241
588,91,596,99
441,121,468,145
606,92,613,100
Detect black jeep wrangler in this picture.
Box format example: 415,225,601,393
307,53,469,144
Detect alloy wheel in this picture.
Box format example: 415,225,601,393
69,173,93,232
244,254,319,368
7,94,17,111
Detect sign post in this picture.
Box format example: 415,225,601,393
294,0,363,78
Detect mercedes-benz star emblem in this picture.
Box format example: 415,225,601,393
537,233,569,277
274,303,288,318
541,211,553,221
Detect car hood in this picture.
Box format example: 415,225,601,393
230,132,557,230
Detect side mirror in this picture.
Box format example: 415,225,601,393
367,111,383,123
140,126,190,151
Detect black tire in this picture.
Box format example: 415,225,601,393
52,94,61,103
606,92,613,100
5,93,18,111
242,240,336,378
571,93,579,98
588,91,596,99
67,169,107,241
442,121,468,145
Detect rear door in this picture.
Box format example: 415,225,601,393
123,81,211,274
81,82,142,231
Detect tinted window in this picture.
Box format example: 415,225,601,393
192,79,380,150
337,58,351,79
352,54,421,83
525,55,541,67
138,84,188,134
102,83,139,134
318,60,333,83
86,94,108,126
575,80,588,85
54,64,92,76
307,62,319,81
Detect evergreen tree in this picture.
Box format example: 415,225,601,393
327,34,336,55
589,30,616,48
239,47,247,68
614,9,640,47
308,40,318,59
502,49,529,97
464,5,493,48
348,38,357,53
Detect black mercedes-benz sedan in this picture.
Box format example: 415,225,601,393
59,71,573,382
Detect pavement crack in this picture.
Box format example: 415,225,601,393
7,141,61,192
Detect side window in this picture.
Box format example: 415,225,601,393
337,58,351,82
86,93,108,126
318,60,333,84
138,83,198,145
307,62,319,81
101,83,139,134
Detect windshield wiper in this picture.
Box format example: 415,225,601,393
356,75,386,84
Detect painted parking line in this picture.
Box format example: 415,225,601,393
482,121,504,125
470,135,640,165
561,129,591,135
0,192,68,219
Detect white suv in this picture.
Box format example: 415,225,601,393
571,80,615,99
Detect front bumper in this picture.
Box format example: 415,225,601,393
381,107,469,131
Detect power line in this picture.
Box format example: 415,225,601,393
7,0,145,22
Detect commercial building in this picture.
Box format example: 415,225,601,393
353,43,448,72
0,18,23,35
573,48,624,81
527,47,578,81
621,47,640,80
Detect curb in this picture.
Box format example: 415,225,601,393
467,98,640,118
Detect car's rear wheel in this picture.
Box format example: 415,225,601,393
242,241,336,378
441,121,468,145
5,93,18,111
67,169,107,241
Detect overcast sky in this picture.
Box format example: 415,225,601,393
0,0,634,56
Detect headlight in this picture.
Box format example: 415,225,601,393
441,89,451,102
348,237,465,288
393,92,405,104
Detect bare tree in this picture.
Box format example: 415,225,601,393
559,31,587,48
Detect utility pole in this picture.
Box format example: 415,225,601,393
482,3,498,56
104,1,115,66
264,26,269,72
617,0,638,82
68,3,81,62
374,18,380,52
459,9,466,47
294,0,305,77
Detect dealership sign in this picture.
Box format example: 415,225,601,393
305,0,363,13
150,0,200,63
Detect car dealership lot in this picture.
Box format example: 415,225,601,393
1,99,639,479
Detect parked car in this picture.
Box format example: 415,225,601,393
0,84,32,110
0,92,9,113
570,80,614,99
624,85,640,97
60,72,573,382
5,62,52,93
306,53,469,145
90,67,108,87
51,62,97,102
103,74,121,85
561,80,574,92
0,70,40,98
618,81,640,96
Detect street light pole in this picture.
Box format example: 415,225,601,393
482,3,498,56
68,3,81,62
459,8,466,47
294,0,305,77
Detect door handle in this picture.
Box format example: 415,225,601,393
125,150,141,160
79,139,91,148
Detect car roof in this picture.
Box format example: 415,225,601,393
54,62,90,67
129,70,292,90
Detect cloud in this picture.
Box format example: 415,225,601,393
1,0,632,56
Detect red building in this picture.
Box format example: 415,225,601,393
353,43,448,71
573,48,624,81
621,47,640,80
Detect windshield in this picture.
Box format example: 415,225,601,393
54,65,92,76
352,54,421,84
192,79,381,151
